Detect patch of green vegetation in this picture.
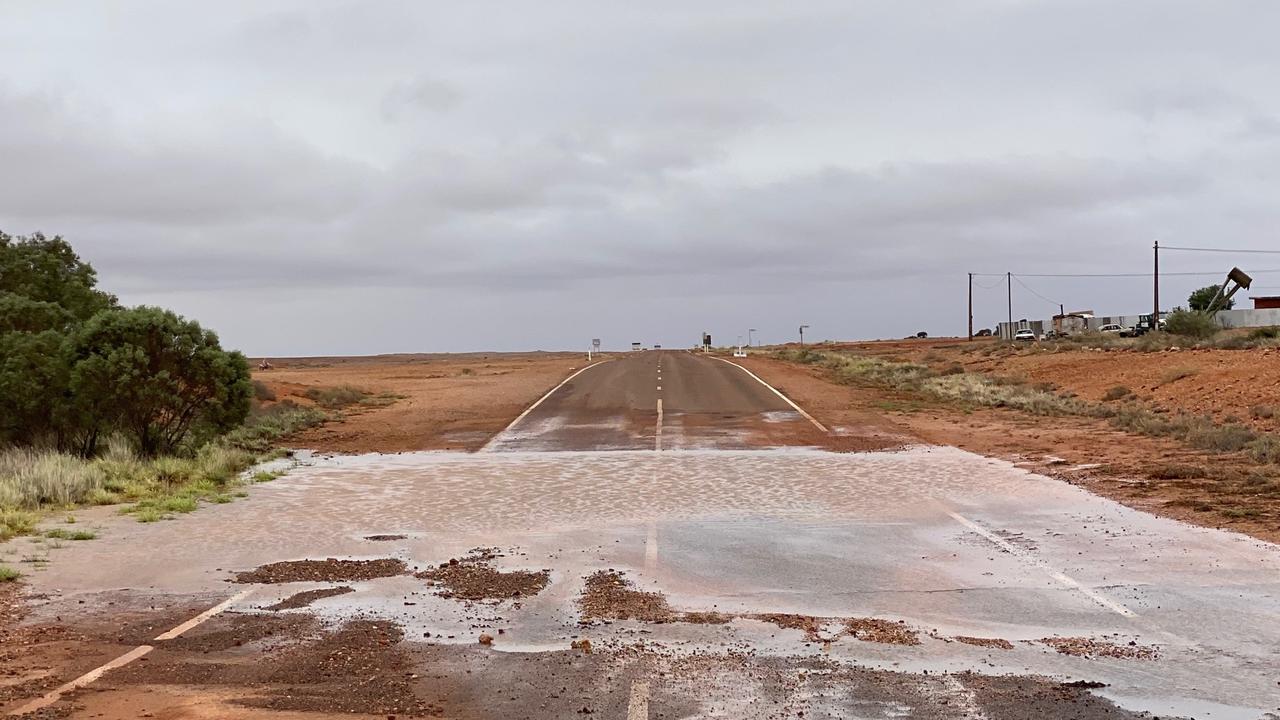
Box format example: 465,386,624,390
43,528,96,541
0,509,38,541
303,385,369,408
0,565,20,582
224,402,327,453
252,470,285,483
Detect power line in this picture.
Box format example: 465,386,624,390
972,277,1007,290
970,268,1280,278
1011,274,1062,309
1161,246,1280,254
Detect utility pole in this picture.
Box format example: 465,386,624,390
1006,271,1013,338
799,324,810,346
967,273,973,341
1153,240,1160,329
748,328,757,347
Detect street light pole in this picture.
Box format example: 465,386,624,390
799,324,810,346
748,328,757,347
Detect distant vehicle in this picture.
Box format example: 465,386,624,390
975,328,993,337
1042,330,1060,340
1099,324,1124,334
1013,329,1038,342
915,331,928,338
653,344,661,349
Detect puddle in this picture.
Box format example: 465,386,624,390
1094,691,1266,720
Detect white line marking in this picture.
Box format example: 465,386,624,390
709,357,828,433
942,509,1136,617
627,680,650,720
479,361,609,452
645,520,659,571
11,588,254,715
154,588,255,640
11,645,154,715
655,398,664,451
938,676,988,719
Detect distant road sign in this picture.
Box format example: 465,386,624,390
592,338,601,350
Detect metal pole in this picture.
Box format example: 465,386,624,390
967,273,973,341
1153,241,1160,329
1006,271,1013,337
799,326,804,346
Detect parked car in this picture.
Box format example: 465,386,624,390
1013,329,1038,342
975,328,993,337
1099,324,1124,334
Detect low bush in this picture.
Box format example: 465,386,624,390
304,385,368,408
1246,435,1280,463
1251,405,1277,419
1163,309,1219,339
1103,386,1132,401
223,401,326,452
0,565,19,582
1250,326,1280,340
252,379,276,401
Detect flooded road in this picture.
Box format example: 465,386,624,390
11,446,1280,718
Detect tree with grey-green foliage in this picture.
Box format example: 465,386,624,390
1188,284,1233,312
65,307,253,457
0,329,70,446
0,231,116,320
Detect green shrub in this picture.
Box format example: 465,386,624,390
1250,326,1280,340
0,565,20,582
1163,309,1219,339
252,379,276,401
304,385,368,408
224,402,326,452
0,508,38,540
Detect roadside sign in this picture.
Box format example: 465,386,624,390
592,338,601,350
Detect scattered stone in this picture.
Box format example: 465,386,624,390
579,570,674,623
478,633,494,645
234,558,408,584
1039,636,1158,660
571,638,592,653
843,618,921,646
952,635,1015,650
417,550,550,602
266,586,355,611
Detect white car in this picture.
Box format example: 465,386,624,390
1099,324,1124,334
1013,329,1038,342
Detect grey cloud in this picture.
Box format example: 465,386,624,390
3,2,1280,353
382,76,464,120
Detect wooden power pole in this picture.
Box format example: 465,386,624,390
967,273,973,341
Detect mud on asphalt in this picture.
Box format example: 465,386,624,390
1,554,1169,720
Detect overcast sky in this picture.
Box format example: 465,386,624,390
3,1,1280,354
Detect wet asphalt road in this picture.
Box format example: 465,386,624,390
9,355,1280,719
484,350,824,451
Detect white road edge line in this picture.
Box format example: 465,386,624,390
709,356,829,433
479,360,609,452
10,589,255,715
942,508,1136,618
645,520,659,571
627,680,651,720
154,588,255,640
655,398,664,451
